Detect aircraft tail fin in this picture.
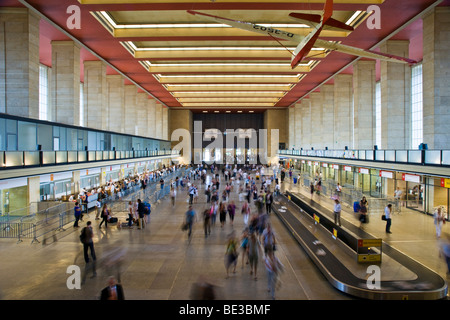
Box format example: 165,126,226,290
323,0,333,22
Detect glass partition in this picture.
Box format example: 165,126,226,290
0,113,170,153
24,151,39,166
425,150,441,165
408,150,422,163
443,151,450,165
278,148,450,167
5,152,23,167
396,150,408,162
385,150,396,162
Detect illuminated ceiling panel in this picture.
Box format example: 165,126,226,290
77,0,381,111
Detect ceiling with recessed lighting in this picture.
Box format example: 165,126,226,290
3,0,449,113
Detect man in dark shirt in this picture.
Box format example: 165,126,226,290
100,276,125,300
137,199,146,229
80,221,96,263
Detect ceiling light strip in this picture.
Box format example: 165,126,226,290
158,74,302,78
149,62,311,67
99,12,308,29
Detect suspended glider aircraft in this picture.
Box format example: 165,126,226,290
187,0,417,69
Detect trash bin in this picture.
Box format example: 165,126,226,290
293,177,298,184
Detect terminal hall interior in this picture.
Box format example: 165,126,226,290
0,0,449,302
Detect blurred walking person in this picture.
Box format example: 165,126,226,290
434,207,445,238
241,201,250,226
248,232,262,280
265,250,284,300
100,276,124,300
203,207,211,238
225,231,238,278
185,205,196,241
99,204,110,229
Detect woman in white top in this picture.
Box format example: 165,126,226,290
434,208,445,238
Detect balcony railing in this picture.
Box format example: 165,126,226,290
1,149,180,170
278,149,450,166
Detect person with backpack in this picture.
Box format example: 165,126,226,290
80,221,96,264
137,199,146,229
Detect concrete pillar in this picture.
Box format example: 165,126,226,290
0,8,40,119
353,60,376,149
169,109,193,164
264,109,287,164
27,176,40,207
155,103,163,140
380,40,411,149
288,106,295,149
100,168,107,187
423,7,450,149
72,171,81,195
321,84,334,150
136,92,149,137
124,84,137,135
333,74,353,149
294,102,302,149
310,92,323,149
106,74,125,133
51,41,81,126
162,106,168,140
301,99,311,149
83,60,107,131
147,98,156,138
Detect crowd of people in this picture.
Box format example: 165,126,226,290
180,163,285,299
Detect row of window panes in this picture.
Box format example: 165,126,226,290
0,117,171,152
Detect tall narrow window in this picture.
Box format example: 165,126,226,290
39,64,49,121
411,64,423,149
375,81,381,148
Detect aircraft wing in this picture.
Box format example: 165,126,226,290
315,39,417,64
187,9,417,67
187,10,305,43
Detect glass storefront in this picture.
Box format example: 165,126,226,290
283,156,450,220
